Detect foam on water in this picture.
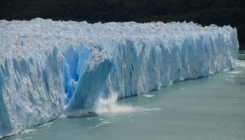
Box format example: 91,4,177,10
236,60,245,67
36,122,52,128
143,94,155,98
20,129,36,134
95,93,163,115
229,71,243,74
94,121,111,128
96,94,134,114
134,107,162,112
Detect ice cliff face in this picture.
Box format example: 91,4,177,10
0,18,239,137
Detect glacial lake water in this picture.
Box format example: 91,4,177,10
2,60,245,140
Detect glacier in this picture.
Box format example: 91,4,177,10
0,18,239,138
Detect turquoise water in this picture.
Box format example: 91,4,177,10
2,60,245,140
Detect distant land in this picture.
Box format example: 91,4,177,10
0,0,244,50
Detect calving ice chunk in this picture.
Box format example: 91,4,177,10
0,18,239,138
65,49,113,116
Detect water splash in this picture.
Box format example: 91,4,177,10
95,94,134,114
95,93,162,114
236,60,245,67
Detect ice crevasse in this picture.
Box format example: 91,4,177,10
0,18,239,137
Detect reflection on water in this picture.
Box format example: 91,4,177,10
2,60,245,140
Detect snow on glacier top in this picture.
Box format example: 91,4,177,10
0,18,235,53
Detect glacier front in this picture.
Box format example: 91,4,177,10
0,19,239,137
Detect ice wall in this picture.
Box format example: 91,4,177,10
0,19,239,137
0,47,64,137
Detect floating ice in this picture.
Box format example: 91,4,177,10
0,18,239,137
143,94,155,98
